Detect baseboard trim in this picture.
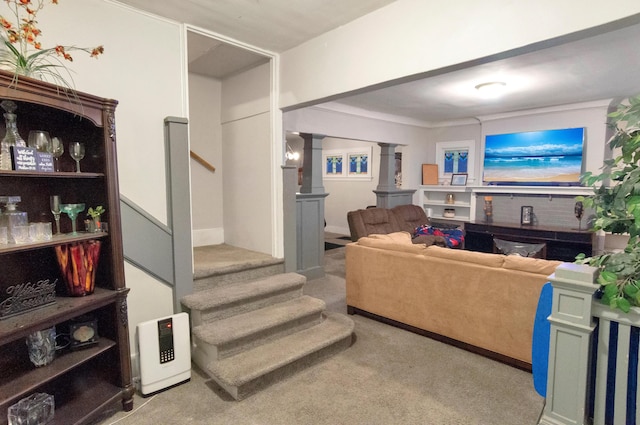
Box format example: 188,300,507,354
193,227,224,247
347,305,532,372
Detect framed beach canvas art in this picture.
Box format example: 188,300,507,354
482,128,585,185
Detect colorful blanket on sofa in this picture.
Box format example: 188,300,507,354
414,224,464,248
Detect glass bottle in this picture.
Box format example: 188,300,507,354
0,100,26,170
0,196,28,243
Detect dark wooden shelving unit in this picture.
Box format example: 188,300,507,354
0,70,132,425
465,222,593,262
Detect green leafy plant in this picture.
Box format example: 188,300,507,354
576,95,640,312
87,205,104,220
0,0,103,88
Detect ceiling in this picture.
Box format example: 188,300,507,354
116,0,396,53
116,1,640,124
322,22,640,125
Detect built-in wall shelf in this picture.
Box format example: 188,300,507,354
419,185,594,223
470,185,593,197
419,186,474,222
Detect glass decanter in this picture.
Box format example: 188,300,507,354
0,100,26,170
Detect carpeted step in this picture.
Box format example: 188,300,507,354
192,296,326,361
182,272,306,326
194,261,285,291
205,312,355,400
193,244,285,291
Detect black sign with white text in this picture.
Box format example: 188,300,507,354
10,146,54,172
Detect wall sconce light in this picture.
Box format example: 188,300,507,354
285,144,300,161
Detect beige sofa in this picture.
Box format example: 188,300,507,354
345,232,562,368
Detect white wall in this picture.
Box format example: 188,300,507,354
294,101,613,229
402,123,481,195
322,138,380,235
284,106,433,234
189,73,224,246
36,0,186,351
44,0,185,224
221,63,274,254
280,0,640,109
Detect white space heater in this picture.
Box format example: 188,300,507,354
137,312,191,396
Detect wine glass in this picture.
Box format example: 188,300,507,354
49,137,64,172
50,195,61,235
60,203,85,235
28,130,52,153
69,142,85,173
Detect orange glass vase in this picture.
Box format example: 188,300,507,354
54,240,101,296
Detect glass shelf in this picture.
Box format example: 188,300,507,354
0,170,104,178
0,232,108,255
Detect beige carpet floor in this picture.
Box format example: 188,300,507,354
95,244,544,425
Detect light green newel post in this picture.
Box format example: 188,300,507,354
539,263,600,425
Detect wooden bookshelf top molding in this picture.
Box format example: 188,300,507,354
420,185,593,196
0,70,117,126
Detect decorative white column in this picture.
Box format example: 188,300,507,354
539,263,600,425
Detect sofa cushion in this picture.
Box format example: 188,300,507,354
391,204,430,234
358,233,428,254
503,255,562,276
425,245,505,268
367,231,413,243
369,230,446,247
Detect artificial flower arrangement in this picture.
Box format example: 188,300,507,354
0,0,103,88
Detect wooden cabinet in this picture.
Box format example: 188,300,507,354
0,71,133,424
465,222,593,262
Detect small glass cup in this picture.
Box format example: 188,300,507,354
12,225,30,244
29,223,41,242
25,327,57,367
42,222,52,241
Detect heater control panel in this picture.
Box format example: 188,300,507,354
158,317,175,363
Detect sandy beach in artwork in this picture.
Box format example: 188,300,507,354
486,173,581,183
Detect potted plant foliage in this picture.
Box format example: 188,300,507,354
576,95,640,312
87,205,105,232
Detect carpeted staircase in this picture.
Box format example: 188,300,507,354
182,247,354,400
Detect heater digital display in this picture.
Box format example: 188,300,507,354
157,317,175,363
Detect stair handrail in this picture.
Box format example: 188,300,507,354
190,150,216,173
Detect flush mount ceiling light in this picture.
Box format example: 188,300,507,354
475,81,506,97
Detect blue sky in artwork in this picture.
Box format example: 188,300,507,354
484,128,584,158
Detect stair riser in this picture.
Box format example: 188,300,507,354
194,289,303,326
194,263,285,291
198,312,325,360
217,335,353,400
